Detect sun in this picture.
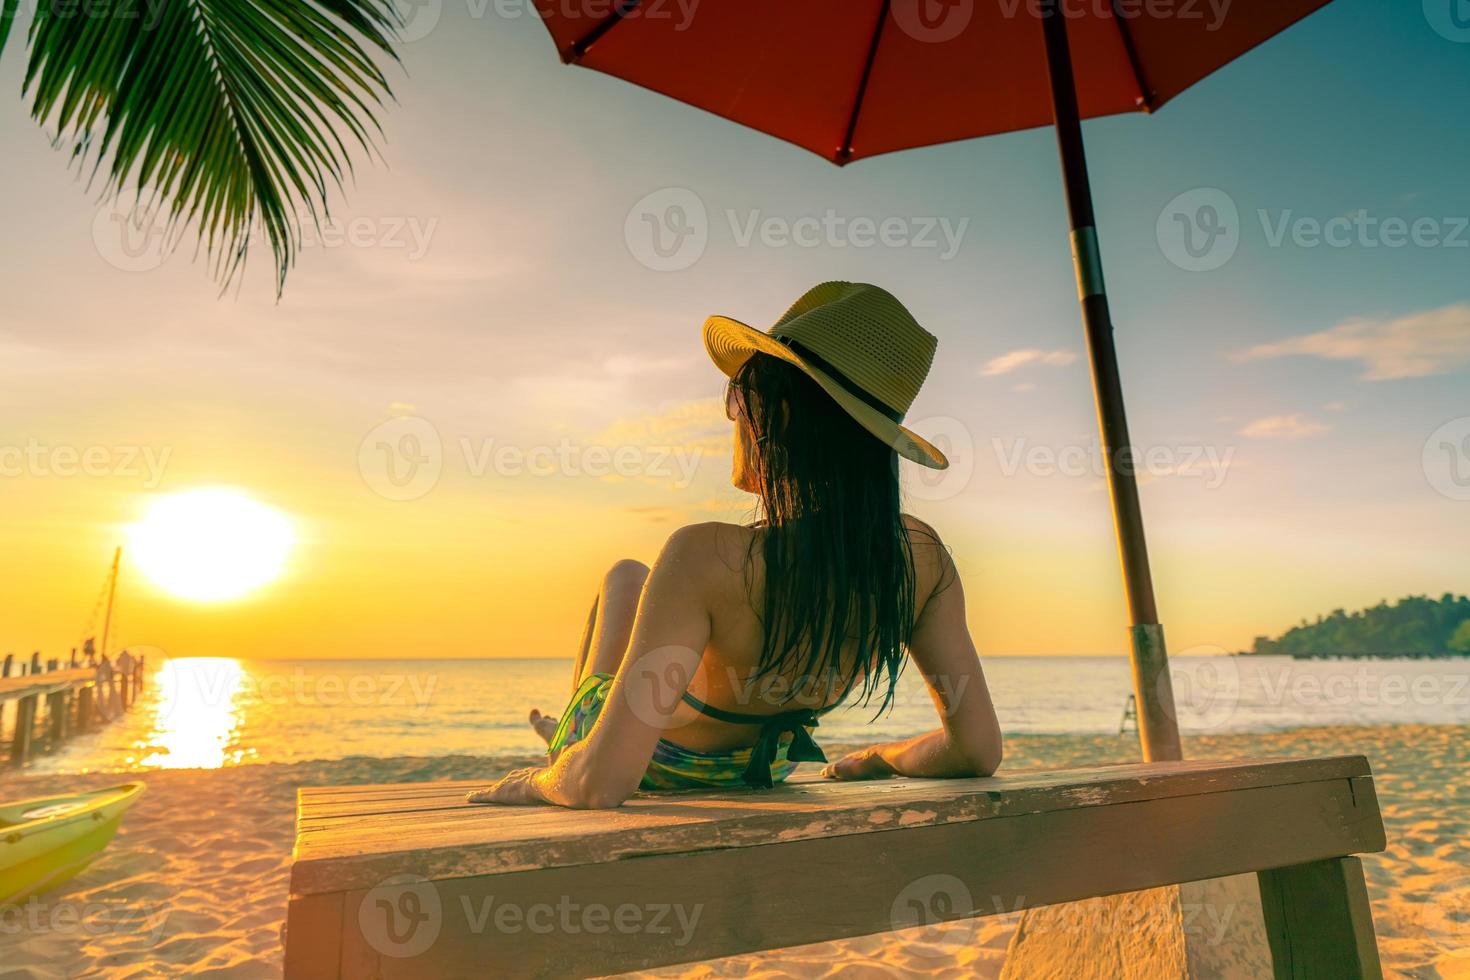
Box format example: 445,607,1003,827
130,489,295,601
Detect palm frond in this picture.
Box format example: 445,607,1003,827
3,0,401,295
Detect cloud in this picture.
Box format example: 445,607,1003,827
1238,414,1331,439
1232,303,1470,380
602,354,695,377
595,399,728,452
980,349,1077,377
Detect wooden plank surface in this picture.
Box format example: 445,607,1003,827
306,773,1385,979
0,667,95,703
290,756,1378,897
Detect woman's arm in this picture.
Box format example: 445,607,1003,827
824,550,1002,781
468,525,716,809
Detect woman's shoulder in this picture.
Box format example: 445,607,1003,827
901,514,958,596
658,521,757,571
901,513,948,554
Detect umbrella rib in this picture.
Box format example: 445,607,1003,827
837,0,891,164
567,0,642,63
1108,0,1155,111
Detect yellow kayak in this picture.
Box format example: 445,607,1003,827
0,782,144,906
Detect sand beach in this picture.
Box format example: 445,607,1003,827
2,723,1465,978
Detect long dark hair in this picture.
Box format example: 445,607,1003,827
731,352,917,713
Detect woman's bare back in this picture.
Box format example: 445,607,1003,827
656,516,954,753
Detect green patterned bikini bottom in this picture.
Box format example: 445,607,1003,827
547,672,828,790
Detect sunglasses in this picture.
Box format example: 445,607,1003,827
724,379,742,421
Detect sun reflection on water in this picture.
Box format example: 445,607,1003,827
139,658,248,769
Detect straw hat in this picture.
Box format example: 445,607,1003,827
703,282,948,469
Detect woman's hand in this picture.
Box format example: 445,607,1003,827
820,746,898,781
465,767,547,806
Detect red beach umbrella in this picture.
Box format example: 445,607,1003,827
532,0,1338,762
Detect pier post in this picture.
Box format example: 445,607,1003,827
47,690,68,748
10,693,37,766
77,684,94,733
0,655,9,735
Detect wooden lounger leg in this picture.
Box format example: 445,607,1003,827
1257,857,1383,980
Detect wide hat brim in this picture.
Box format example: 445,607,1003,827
703,315,948,470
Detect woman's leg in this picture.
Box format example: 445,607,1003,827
568,594,600,691
531,559,650,745
578,559,650,683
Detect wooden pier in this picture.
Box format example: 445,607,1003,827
0,652,146,767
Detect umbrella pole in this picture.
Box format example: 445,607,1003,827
1038,0,1182,762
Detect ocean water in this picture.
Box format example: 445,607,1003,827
16,654,1470,774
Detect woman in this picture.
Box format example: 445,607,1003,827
468,281,1002,809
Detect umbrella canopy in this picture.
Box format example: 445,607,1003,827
532,0,1339,762
532,0,1333,164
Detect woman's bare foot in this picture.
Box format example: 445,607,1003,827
529,708,559,745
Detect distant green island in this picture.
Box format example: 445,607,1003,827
1241,594,1470,659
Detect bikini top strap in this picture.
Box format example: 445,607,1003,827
679,692,829,788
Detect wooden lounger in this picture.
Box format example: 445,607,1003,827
283,756,1386,979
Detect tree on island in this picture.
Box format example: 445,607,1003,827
1247,593,1470,657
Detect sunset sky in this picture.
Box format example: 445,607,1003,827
0,0,1466,662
